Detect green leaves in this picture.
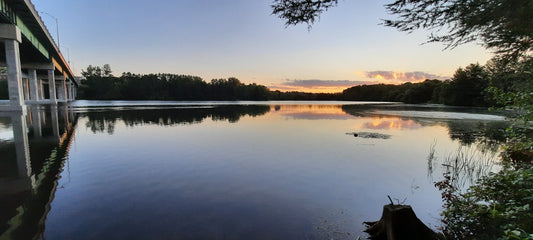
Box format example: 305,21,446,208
437,167,533,240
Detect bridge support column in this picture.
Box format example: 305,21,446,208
23,78,30,100
65,81,70,101
68,81,74,101
0,24,24,111
48,69,57,104
56,76,67,102
28,69,40,102
38,78,44,100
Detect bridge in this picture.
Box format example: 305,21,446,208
0,0,77,111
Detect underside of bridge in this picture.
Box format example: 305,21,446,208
0,0,77,111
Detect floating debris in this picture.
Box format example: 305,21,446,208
346,132,392,139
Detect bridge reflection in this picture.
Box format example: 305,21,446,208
0,105,77,240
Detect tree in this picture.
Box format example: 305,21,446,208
272,0,339,28
272,0,533,57
440,63,490,106
383,0,533,57
81,65,96,78
103,64,113,77
81,64,113,78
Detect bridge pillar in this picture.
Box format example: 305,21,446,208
56,76,67,102
28,68,40,102
48,69,57,104
65,81,70,101
22,78,30,100
68,81,74,101
0,24,24,111
38,78,44,100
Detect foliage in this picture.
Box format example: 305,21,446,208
269,90,340,100
341,79,482,105
440,63,491,106
272,0,533,57
436,166,533,240
81,64,113,78
435,54,533,240
78,66,270,101
383,0,533,57
487,56,533,125
271,0,338,28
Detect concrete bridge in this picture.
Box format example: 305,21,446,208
0,0,77,111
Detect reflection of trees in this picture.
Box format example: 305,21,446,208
445,120,509,147
342,104,509,146
83,105,271,134
427,121,508,189
429,144,500,189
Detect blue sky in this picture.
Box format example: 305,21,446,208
33,0,492,92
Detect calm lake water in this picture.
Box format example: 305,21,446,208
0,101,509,239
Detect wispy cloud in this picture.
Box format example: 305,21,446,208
365,71,449,83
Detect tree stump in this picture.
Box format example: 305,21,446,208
364,204,441,240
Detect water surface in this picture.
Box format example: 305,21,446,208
0,101,508,239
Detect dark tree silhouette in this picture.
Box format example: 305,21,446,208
272,0,339,28
383,0,533,57
272,0,533,57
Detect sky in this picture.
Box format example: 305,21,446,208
33,0,493,93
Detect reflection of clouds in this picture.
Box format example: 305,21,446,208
356,117,422,130
283,112,354,120
275,105,355,120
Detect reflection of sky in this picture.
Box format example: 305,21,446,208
275,104,354,120
354,117,422,130
272,105,426,129
374,110,506,121
0,118,13,140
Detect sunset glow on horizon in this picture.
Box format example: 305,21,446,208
267,69,451,93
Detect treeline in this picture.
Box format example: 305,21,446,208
343,63,495,106
77,57,529,107
79,71,270,101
